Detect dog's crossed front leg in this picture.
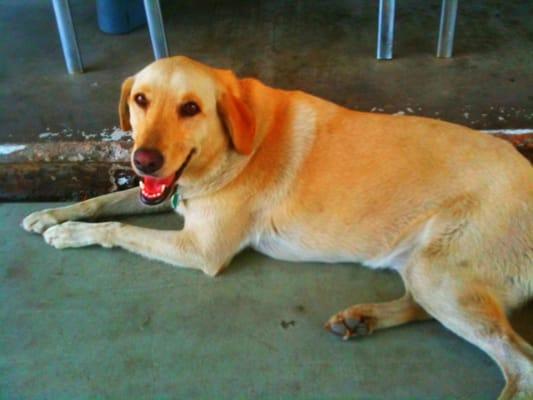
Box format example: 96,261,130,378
42,212,248,276
22,187,171,234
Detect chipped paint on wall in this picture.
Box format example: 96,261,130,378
100,127,131,142
38,127,132,142
482,129,533,135
0,144,26,155
38,132,60,139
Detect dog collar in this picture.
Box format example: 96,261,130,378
170,192,181,209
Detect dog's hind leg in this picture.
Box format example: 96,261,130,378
23,187,171,234
325,293,432,339
405,258,533,400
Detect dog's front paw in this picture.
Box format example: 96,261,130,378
22,209,62,234
324,307,377,340
43,221,119,249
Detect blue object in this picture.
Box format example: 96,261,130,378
96,0,146,34
376,0,396,60
143,0,169,59
436,0,459,58
52,0,83,73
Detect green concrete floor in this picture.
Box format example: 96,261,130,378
4,203,532,399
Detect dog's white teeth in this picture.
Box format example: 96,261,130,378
143,190,165,199
140,181,167,199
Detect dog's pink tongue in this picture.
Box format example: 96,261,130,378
142,175,175,195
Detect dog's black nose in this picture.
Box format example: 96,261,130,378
133,148,164,174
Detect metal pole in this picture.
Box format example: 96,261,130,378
51,0,83,73
143,0,169,59
436,0,458,58
376,0,395,60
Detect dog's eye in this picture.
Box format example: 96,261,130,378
180,101,201,117
134,93,149,109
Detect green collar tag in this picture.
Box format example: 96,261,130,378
170,192,181,209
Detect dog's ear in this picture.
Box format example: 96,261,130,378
217,81,256,155
118,76,134,131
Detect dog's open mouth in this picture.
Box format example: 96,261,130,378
138,149,195,206
139,174,176,205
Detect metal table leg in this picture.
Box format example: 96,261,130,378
51,0,83,74
143,0,169,60
436,0,458,58
376,0,396,60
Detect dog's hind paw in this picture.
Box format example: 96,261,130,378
324,308,377,341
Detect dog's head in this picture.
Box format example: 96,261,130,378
119,56,255,205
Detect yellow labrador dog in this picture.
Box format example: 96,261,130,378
23,56,532,399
